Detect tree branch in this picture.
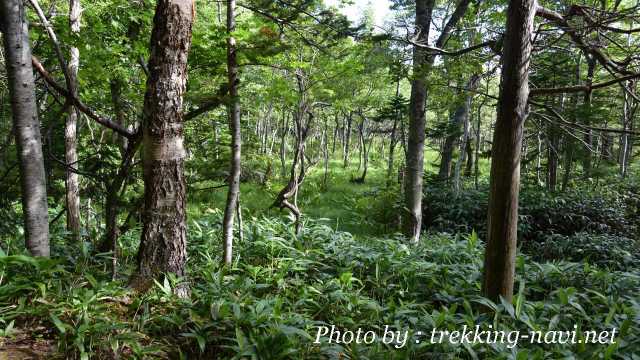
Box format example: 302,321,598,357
32,56,136,138
184,83,230,121
530,72,640,96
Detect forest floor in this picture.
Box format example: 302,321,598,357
1,152,638,359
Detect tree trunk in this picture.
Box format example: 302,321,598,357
322,118,329,188
1,0,50,256
272,73,314,234
223,0,241,266
619,83,636,177
133,0,194,297
354,115,369,183
100,137,141,256
343,112,352,168
403,0,434,243
482,0,535,302
65,0,82,241
474,90,486,190
331,112,340,155
453,77,478,193
438,106,459,182
547,124,558,191
582,55,596,176
387,116,398,185
439,75,479,183
110,78,128,154
465,139,474,176
280,111,288,179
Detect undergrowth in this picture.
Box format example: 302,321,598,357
1,212,638,359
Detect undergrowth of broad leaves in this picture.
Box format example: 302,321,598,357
0,210,638,359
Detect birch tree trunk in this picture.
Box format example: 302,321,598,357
134,0,194,296
65,0,82,241
1,0,50,256
222,0,241,266
482,0,535,302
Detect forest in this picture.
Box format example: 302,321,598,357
0,0,639,358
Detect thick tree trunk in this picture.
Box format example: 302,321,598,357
482,0,535,302
403,0,434,243
134,0,194,297
223,0,241,266
403,0,471,242
65,0,82,241
1,0,50,256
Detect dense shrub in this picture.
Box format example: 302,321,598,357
519,186,636,239
421,182,638,241
524,232,639,271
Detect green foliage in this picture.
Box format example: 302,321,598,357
526,232,638,271
1,212,639,358
422,181,639,242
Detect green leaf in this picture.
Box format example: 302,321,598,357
50,314,67,335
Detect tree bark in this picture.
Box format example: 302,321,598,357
133,0,194,297
464,139,474,176
1,0,50,256
474,87,486,190
65,0,82,241
387,117,398,185
453,77,479,193
482,0,535,302
343,112,352,168
222,0,241,266
582,55,596,176
332,113,339,155
280,111,288,179
439,75,479,182
322,117,329,188
354,115,369,183
403,0,471,242
547,124,559,191
403,0,434,243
